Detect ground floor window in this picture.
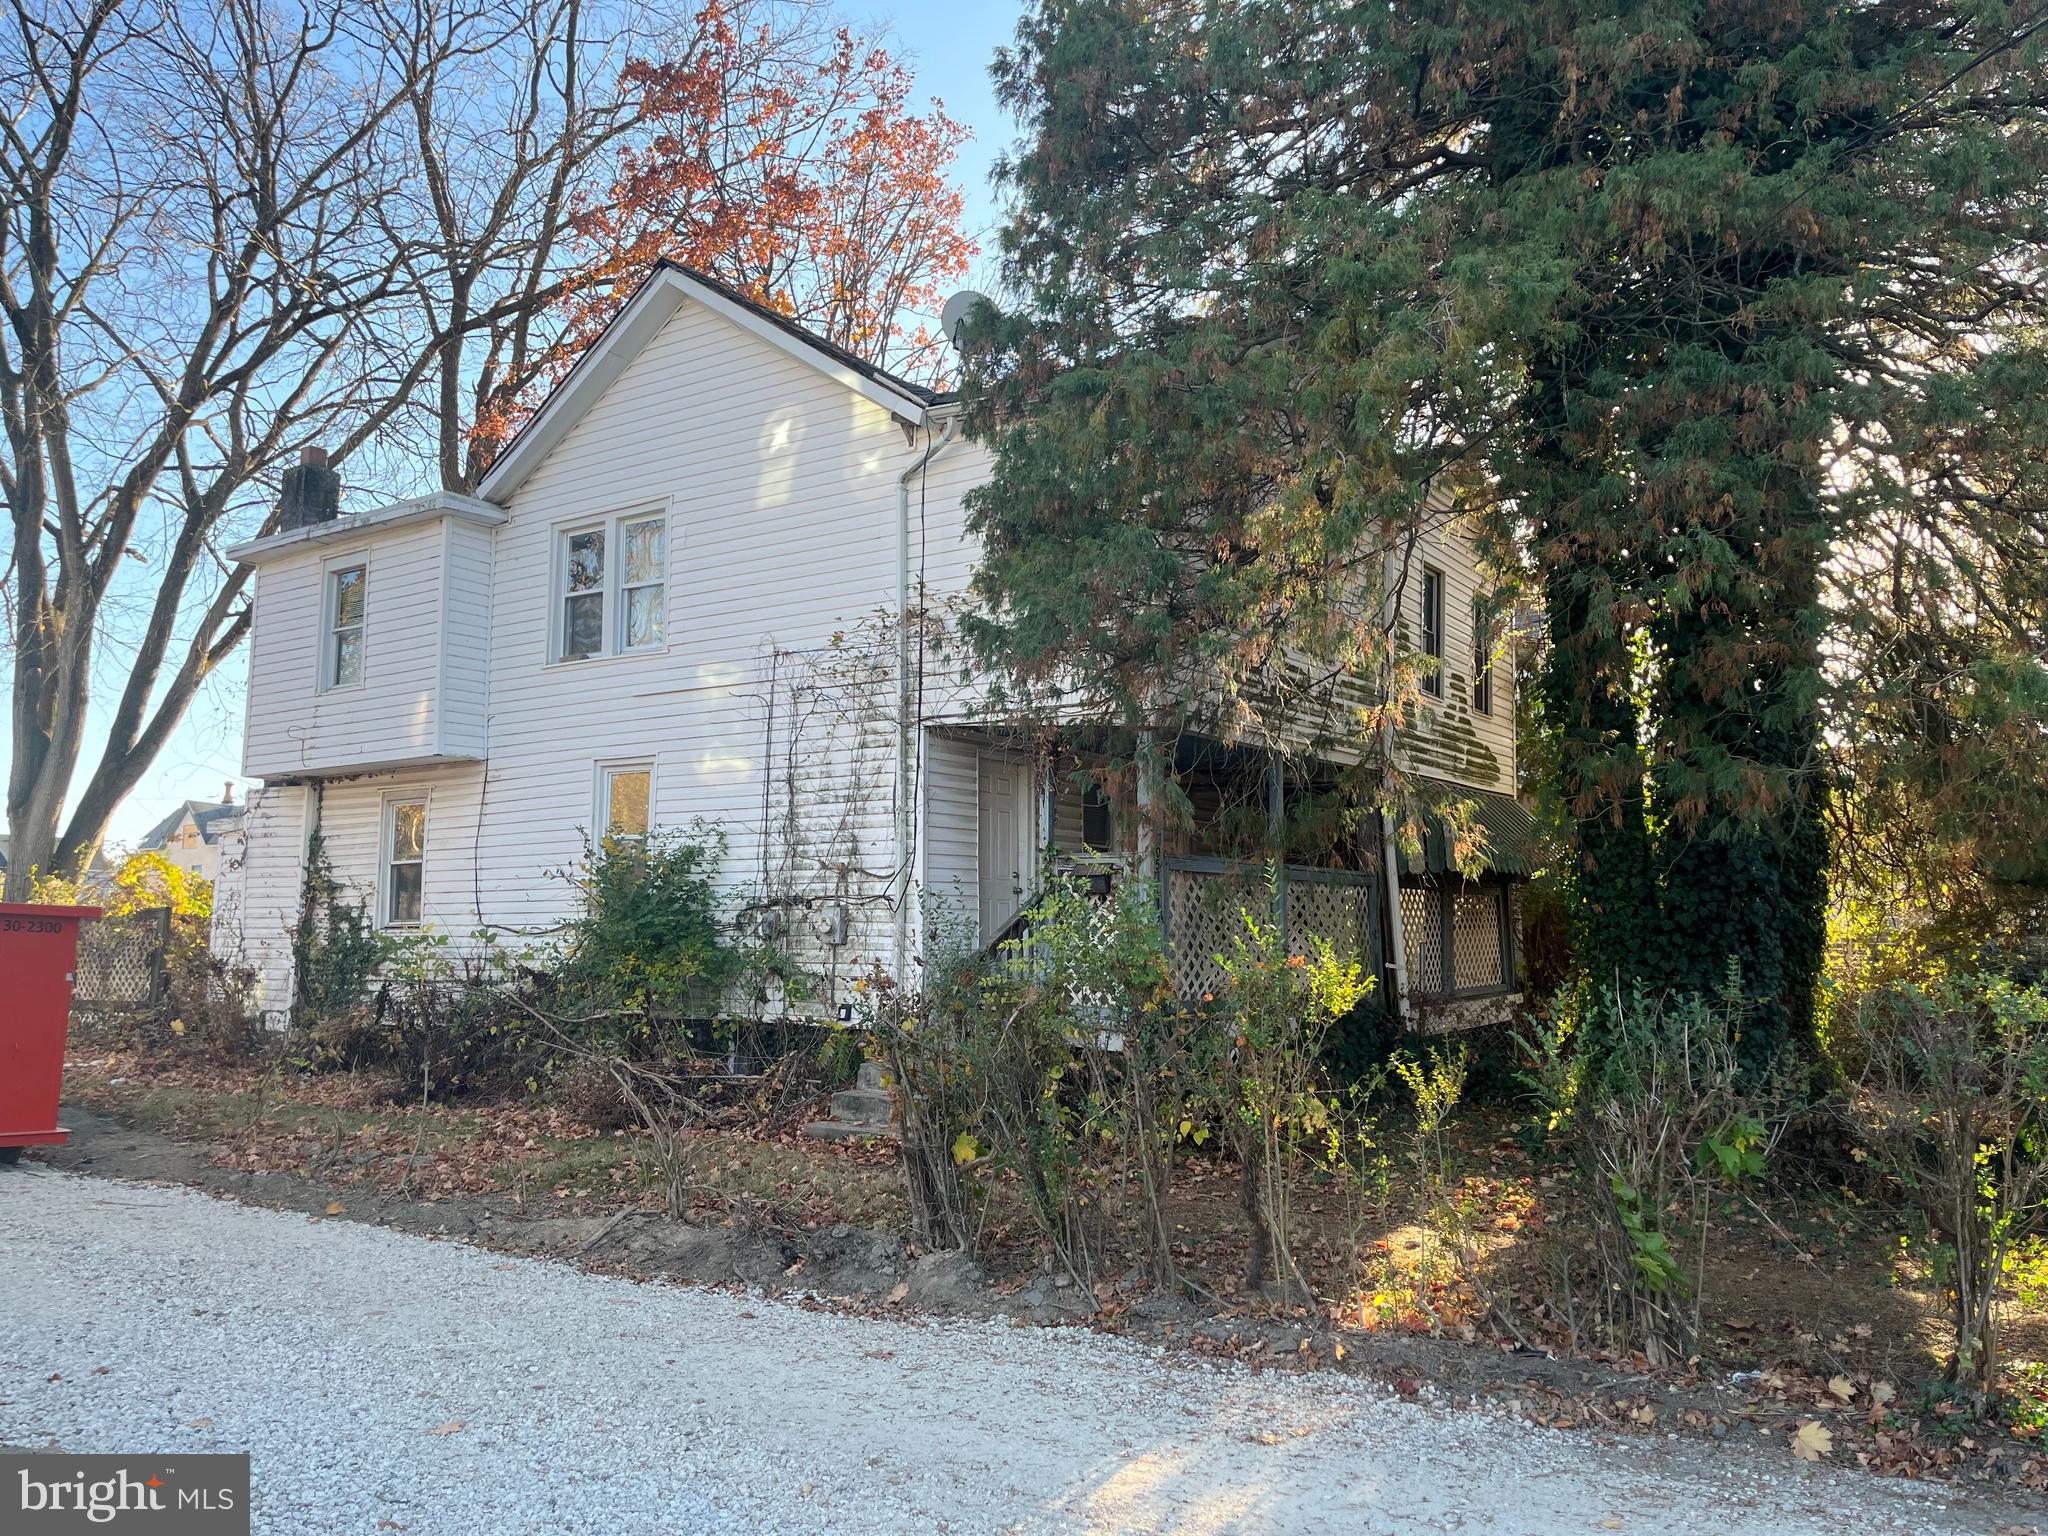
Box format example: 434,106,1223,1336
382,796,427,928
597,761,652,841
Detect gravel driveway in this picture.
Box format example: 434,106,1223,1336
0,1167,2022,1534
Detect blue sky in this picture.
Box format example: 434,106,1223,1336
42,1,1028,851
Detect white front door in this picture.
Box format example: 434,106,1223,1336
978,755,1028,944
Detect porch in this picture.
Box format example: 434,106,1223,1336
918,725,1534,1032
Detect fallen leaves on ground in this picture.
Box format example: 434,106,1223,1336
1792,1420,1834,1461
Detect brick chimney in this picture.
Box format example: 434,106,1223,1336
278,445,341,531
222,781,235,806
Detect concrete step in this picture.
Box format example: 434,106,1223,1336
801,1118,899,1143
857,1061,886,1092
829,1087,895,1126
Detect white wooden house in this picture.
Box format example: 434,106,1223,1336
214,263,1533,1031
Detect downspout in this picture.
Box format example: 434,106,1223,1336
894,412,963,983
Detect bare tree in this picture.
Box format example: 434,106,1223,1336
359,0,649,493
2,0,422,894
2,0,972,894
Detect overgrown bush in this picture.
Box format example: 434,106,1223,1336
1211,898,1374,1303
855,945,977,1252
551,823,746,1049
1524,974,1783,1366
293,932,539,1099
51,851,259,1058
291,831,387,1024
1842,973,2048,1405
866,880,1199,1288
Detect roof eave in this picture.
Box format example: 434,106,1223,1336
226,492,505,565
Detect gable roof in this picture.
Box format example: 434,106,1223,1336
477,261,951,504
138,800,243,852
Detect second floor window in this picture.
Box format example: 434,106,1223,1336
557,512,666,662
1420,566,1445,698
326,564,365,688
1472,599,1494,715
1081,785,1112,851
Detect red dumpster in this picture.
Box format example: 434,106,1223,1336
0,903,100,1162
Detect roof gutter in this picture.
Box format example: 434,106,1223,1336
894,411,964,983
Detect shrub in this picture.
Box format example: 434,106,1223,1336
53,851,260,1058
1842,973,2048,1405
1524,974,1783,1365
866,880,1197,1288
291,932,536,1099
291,831,387,1024
1211,891,1374,1303
552,823,745,1045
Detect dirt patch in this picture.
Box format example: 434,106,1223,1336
42,1061,2048,1504
7,1112,1893,1449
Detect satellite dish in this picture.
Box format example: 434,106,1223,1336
940,289,992,351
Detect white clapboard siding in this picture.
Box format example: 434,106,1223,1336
241,514,493,778
919,730,981,940
309,764,490,941
1392,514,1515,794
208,781,308,1012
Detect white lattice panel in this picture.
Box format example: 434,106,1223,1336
1453,887,1505,991
1287,880,1370,967
1166,868,1255,1001
1401,885,1445,995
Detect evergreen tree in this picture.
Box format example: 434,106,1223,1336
965,0,2048,1067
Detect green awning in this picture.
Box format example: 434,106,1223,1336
1394,785,1542,879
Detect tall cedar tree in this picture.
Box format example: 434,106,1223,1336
964,0,2048,1068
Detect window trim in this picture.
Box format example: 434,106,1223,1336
594,758,656,843
1419,565,1446,698
378,791,429,931
616,514,668,655
318,555,369,693
548,503,671,665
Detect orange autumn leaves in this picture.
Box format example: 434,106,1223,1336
472,1,974,460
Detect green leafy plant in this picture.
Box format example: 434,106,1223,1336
1842,973,2048,1406
1212,880,1373,1303
553,822,744,1043
290,830,388,1026
1523,973,1785,1365
865,879,1198,1290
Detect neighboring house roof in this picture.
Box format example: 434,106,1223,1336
138,800,244,853
477,261,953,503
